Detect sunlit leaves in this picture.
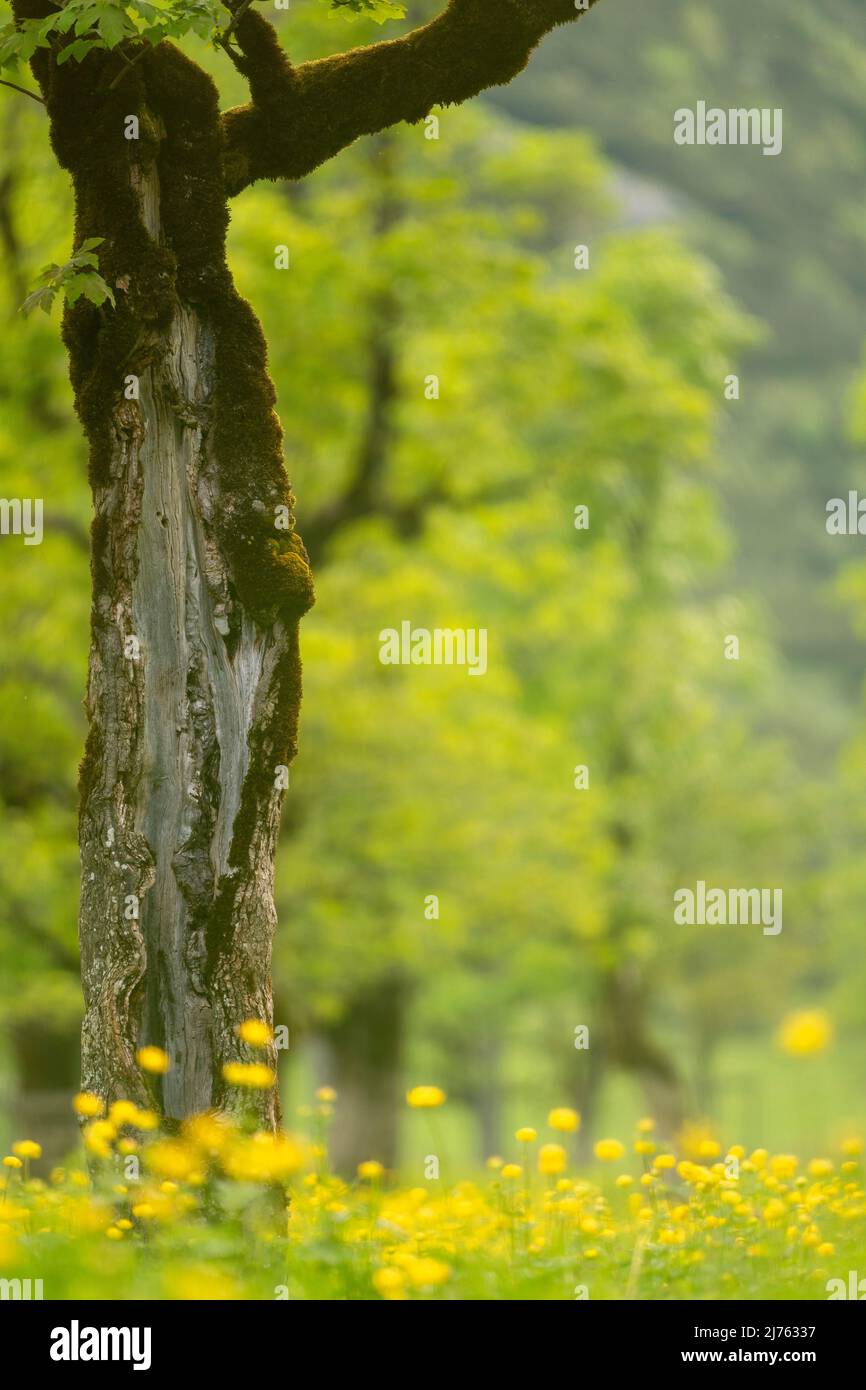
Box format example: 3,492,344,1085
0,0,231,74
21,237,115,315
323,0,406,23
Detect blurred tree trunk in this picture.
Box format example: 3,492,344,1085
9,1021,80,1166
693,1020,718,1115
574,1031,606,1162
473,1030,503,1162
318,978,407,1174
606,967,684,1138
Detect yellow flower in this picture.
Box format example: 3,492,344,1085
501,1164,523,1180
595,1139,625,1162
357,1160,385,1181
183,1114,231,1153
538,1143,567,1176
222,1132,304,1182
222,1062,276,1089
83,1121,117,1159
615,1174,633,1188
105,1226,123,1241
817,1242,835,1257
515,1127,537,1143
808,1158,833,1178
315,1086,337,1103
486,1155,504,1170
144,1141,198,1182
373,1266,406,1299
697,1139,721,1159
763,1198,788,1223
634,1139,656,1156
653,1153,676,1170
548,1108,580,1133
770,1154,798,1180
2,1156,22,1169
777,1009,833,1057
637,1116,656,1133
841,1137,862,1157
237,1019,273,1047
73,1092,104,1118
12,1141,41,1160
137,1046,170,1075
109,1101,141,1128
406,1086,446,1109
404,1257,450,1289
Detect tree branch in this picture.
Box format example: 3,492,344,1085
0,77,45,105
221,0,601,196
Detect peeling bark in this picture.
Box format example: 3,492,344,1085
26,36,313,1124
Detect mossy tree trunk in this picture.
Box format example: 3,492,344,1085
29,38,313,1123
14,0,599,1126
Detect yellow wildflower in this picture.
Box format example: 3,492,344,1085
11,1141,41,1160
406,1086,446,1109
237,1019,273,1047
357,1160,385,1181
137,1046,170,1074
777,1009,833,1057
595,1139,625,1162
72,1092,104,1118
222,1062,276,1089
548,1108,580,1133
538,1144,567,1176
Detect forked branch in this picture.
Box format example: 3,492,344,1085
220,0,600,196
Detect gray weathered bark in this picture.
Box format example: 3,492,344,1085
25,34,314,1124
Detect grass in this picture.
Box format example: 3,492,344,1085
1,1080,863,1300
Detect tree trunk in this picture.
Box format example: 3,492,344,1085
9,1020,81,1167
573,1025,606,1163
32,41,313,1124
605,967,685,1140
317,978,407,1175
473,1030,503,1163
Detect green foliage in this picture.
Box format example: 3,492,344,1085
20,237,115,316
323,0,406,22
0,0,231,74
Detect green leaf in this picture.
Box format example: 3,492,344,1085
97,7,130,48
20,285,56,317
20,240,115,317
